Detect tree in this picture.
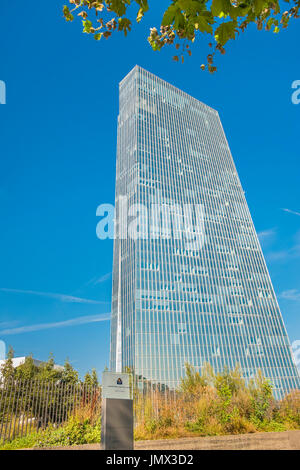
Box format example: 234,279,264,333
15,355,39,381
63,0,299,72
180,362,215,394
61,358,79,384
214,364,246,395
91,368,99,387
37,353,63,382
0,346,15,382
249,369,275,422
84,371,93,387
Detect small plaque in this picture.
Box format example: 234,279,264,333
102,372,132,399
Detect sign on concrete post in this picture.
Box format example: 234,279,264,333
101,372,133,450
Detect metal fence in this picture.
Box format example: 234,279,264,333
0,378,180,445
0,379,101,444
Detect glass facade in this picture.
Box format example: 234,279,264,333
110,65,300,398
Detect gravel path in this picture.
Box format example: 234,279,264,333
30,430,300,450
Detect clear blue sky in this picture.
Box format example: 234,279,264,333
0,2,299,379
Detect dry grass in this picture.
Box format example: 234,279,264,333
133,366,300,440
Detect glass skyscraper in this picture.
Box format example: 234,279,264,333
110,65,299,399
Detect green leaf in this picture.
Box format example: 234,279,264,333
229,4,250,19
214,20,237,45
118,18,132,36
265,17,274,30
211,0,231,18
253,0,266,16
195,14,213,34
63,5,74,22
83,20,93,34
177,0,205,15
106,0,127,17
94,33,103,40
174,11,186,29
162,4,180,26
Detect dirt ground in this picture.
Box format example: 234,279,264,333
32,430,300,450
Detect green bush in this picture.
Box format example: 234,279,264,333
0,414,101,450
0,432,42,450
34,416,101,447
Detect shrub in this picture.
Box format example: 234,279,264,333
0,409,101,450
135,365,300,441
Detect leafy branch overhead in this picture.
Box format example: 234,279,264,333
63,0,299,72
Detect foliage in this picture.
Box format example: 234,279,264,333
63,0,300,72
0,350,100,441
0,349,98,386
277,389,300,426
248,370,275,423
15,355,39,381
36,353,63,382
0,409,101,450
33,415,101,448
84,368,99,387
91,368,99,387
180,363,208,395
135,363,300,440
0,379,99,435
0,346,15,381
0,431,42,450
61,358,79,384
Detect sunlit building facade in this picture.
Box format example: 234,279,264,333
110,65,300,398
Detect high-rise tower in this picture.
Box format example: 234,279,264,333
110,66,299,398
